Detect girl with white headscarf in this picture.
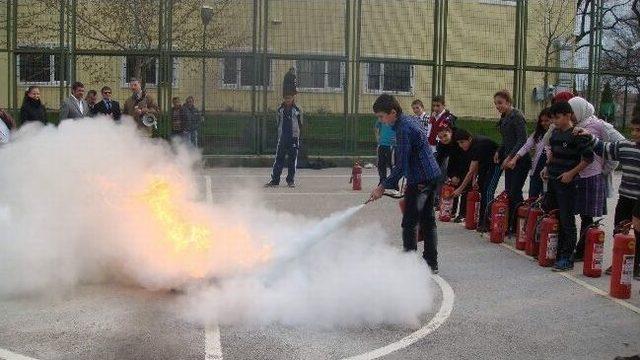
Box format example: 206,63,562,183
568,97,607,260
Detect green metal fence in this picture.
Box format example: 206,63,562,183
0,0,638,157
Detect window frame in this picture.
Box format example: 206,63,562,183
363,62,415,96
121,56,179,88
17,51,66,86
295,59,345,93
219,55,273,91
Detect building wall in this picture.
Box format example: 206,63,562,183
7,0,574,121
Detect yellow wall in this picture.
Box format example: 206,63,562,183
7,0,575,121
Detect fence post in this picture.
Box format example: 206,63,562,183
431,0,446,98
587,0,603,111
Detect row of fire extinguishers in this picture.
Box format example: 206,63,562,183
350,163,635,299
437,181,636,300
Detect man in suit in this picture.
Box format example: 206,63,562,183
60,81,90,121
92,86,121,120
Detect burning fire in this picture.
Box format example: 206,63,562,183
137,177,272,280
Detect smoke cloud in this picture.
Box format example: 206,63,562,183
0,117,433,328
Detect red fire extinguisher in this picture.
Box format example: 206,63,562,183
489,192,509,244
350,162,362,191
525,202,544,257
515,197,537,250
438,182,456,222
538,210,559,267
610,228,636,299
583,219,605,278
465,186,481,230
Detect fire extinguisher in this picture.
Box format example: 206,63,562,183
515,197,537,250
438,181,456,222
538,210,559,267
525,201,544,257
583,219,605,278
489,192,509,244
350,162,362,191
465,185,481,230
610,227,636,299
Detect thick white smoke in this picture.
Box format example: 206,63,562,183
0,117,433,328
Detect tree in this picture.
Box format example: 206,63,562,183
529,0,575,107
16,0,251,86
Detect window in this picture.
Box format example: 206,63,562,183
365,62,414,94
296,60,343,91
17,52,66,85
222,56,272,89
122,56,178,86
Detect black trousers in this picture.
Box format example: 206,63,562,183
271,137,299,184
505,155,531,232
478,164,501,228
546,179,577,260
402,178,440,269
377,145,394,184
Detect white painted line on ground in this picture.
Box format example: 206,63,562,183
205,175,214,203
204,175,223,359
342,274,455,360
205,323,223,360
207,174,380,178
498,242,640,315
559,273,640,315
0,348,39,360
213,192,367,196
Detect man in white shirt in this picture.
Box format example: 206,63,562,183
60,82,90,121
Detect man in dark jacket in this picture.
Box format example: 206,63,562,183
283,67,297,98
265,93,303,188
92,86,121,120
181,96,200,147
436,126,470,222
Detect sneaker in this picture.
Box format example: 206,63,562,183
605,266,612,275
430,265,439,274
552,258,574,272
287,181,295,188
453,215,464,223
264,180,279,187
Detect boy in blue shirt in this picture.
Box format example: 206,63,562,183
368,94,442,274
375,119,396,185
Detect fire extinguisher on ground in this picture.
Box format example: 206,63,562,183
538,210,559,267
489,192,509,244
583,219,605,278
438,181,456,222
350,161,362,191
465,185,481,230
525,200,544,257
610,225,636,299
515,197,537,250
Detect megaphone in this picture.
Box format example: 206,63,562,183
142,113,158,129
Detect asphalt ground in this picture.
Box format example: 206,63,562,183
1,167,639,360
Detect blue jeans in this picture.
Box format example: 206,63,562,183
186,130,198,147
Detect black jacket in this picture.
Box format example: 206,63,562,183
436,128,470,179
92,99,121,120
20,97,47,125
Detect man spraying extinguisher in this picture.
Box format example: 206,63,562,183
367,94,442,274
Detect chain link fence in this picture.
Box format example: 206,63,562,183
0,0,638,156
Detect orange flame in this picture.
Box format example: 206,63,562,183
138,177,271,280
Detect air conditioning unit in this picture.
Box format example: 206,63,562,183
533,85,555,102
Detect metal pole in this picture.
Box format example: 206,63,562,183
623,49,630,128
202,22,207,136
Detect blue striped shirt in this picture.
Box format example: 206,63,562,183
383,114,441,188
